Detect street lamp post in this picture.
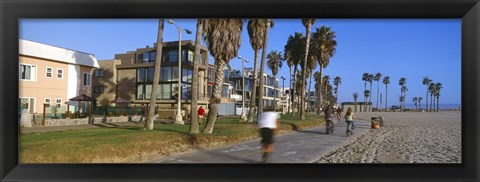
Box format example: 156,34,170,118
168,19,192,125
281,76,286,114
237,56,249,121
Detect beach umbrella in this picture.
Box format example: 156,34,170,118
111,97,131,116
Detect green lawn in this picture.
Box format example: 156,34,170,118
19,114,324,163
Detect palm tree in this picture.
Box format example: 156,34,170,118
353,92,358,112
412,97,418,111
368,74,374,108
247,19,267,123
435,82,442,112
382,76,390,111
401,85,408,111
202,19,243,134
418,97,423,111
257,19,274,118
285,54,294,114
373,73,382,111
313,71,321,115
189,19,204,134
322,75,331,101
399,77,406,109
428,82,435,112
284,32,305,115
311,26,337,114
299,19,315,120
333,76,341,104
267,50,283,111
362,73,369,112
145,19,165,130
306,50,317,113
422,76,432,112
363,90,370,111
399,96,404,109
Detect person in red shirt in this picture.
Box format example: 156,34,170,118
198,106,205,125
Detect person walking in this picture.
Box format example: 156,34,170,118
198,106,205,125
344,107,355,136
258,108,280,163
324,104,335,134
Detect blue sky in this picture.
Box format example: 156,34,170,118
19,19,461,106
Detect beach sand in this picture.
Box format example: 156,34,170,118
315,111,461,163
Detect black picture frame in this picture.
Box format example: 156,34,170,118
1,0,478,181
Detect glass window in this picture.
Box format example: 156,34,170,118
160,67,171,81
137,84,144,100
149,51,156,61
145,84,152,99
137,68,145,82
188,50,194,62
181,83,191,100
19,98,35,113
46,67,52,78
19,64,37,81
168,50,178,62
159,84,171,99
182,68,192,83
44,98,51,104
172,84,179,99
56,98,62,108
146,68,154,82
142,52,149,63
83,73,91,86
171,67,178,81
94,86,104,94
57,69,63,79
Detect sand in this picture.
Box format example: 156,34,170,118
314,111,461,163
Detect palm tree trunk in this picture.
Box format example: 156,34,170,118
292,66,298,115
145,19,164,130
300,24,312,120
288,67,292,114
369,82,373,111
385,84,388,111
203,60,227,134
318,66,324,113
247,50,260,122
307,72,313,113
189,19,202,134
437,96,439,112
376,81,380,112
257,20,271,119
363,82,367,112
426,89,429,112
430,93,433,112
273,74,277,110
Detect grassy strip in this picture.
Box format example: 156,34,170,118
19,114,324,163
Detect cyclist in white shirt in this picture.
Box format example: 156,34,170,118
258,108,280,163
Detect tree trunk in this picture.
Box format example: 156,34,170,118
247,50,260,123
318,66,324,114
300,23,312,120
426,89,429,112
145,19,164,130
363,82,367,112
203,60,227,134
287,67,292,114
437,96,439,112
307,72,313,113
189,20,202,134
369,82,373,109
292,66,298,115
385,84,388,111
430,93,433,112
273,74,277,110
376,81,380,112
257,20,271,119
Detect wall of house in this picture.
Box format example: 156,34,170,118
117,68,137,101
19,55,69,114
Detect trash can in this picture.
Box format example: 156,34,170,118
371,117,380,129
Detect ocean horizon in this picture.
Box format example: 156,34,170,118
372,103,461,110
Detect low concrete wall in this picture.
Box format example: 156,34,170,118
33,115,147,127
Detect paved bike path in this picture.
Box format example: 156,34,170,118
150,119,372,163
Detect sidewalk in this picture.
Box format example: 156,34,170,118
149,119,372,163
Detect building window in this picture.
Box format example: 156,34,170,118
160,67,171,81
181,83,191,100
46,67,53,78
57,69,64,79
44,98,51,105
19,64,37,81
182,68,192,83
142,51,156,63
188,50,194,62
55,98,62,108
167,50,178,62
94,69,104,77
83,73,91,86
93,86,104,94
19,98,35,113
159,84,171,99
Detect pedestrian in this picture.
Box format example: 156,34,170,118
258,108,280,163
198,106,205,125
181,107,186,121
344,107,355,136
336,107,342,121
324,104,335,134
